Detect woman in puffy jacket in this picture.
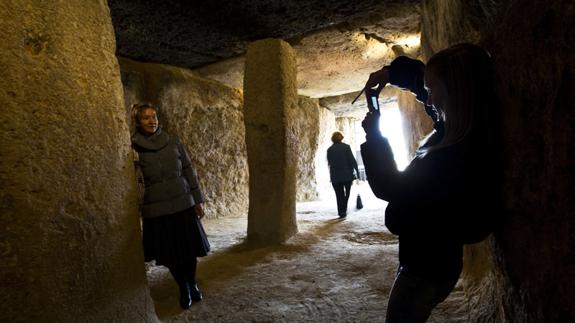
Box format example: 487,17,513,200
360,44,501,322
131,103,210,310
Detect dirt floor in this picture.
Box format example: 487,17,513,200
145,182,469,322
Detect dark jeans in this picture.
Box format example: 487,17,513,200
332,181,352,216
385,267,458,323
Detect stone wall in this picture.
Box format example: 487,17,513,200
296,96,321,202
421,0,575,322
118,57,249,220
487,1,575,321
420,0,502,60
0,1,156,322
316,107,338,200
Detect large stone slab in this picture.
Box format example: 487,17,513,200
296,96,321,202
244,39,298,243
0,1,156,322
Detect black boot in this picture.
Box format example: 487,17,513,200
183,259,202,302
189,283,203,302
170,267,192,309
178,282,192,309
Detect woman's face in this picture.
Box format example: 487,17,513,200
424,68,447,121
138,108,158,135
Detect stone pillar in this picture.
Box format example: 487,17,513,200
0,1,156,322
244,39,298,243
295,96,321,202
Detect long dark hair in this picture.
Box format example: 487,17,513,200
422,43,497,153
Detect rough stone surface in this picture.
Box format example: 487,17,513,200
421,0,575,322
244,39,299,243
195,9,421,98
487,1,575,321
295,97,321,202
0,1,156,322
420,0,504,60
108,0,421,70
109,0,424,110
118,57,249,220
319,90,370,117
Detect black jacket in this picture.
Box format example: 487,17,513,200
327,142,359,183
362,135,484,280
361,57,498,280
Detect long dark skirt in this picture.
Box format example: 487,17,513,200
142,207,210,267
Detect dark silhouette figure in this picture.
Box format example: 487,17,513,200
327,131,360,218
360,44,501,322
131,103,210,310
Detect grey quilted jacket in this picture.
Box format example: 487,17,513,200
132,128,204,218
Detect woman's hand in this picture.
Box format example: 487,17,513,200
362,111,381,137
364,67,390,93
194,203,205,219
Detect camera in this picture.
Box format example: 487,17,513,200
365,88,380,112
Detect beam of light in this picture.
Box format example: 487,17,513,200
379,101,409,171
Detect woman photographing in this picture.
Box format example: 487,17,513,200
361,44,501,322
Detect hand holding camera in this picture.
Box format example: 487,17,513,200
365,66,390,92
359,66,390,137
365,88,380,113
361,108,380,138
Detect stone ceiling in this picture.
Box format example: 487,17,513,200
109,0,422,110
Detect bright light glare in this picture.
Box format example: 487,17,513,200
396,34,421,47
379,102,410,171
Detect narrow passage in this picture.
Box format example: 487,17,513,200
146,183,467,322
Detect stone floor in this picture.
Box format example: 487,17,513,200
145,182,469,322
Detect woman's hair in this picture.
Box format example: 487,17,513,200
423,43,497,152
331,131,344,143
130,103,158,129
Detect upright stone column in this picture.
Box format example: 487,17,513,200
0,1,156,322
244,39,298,243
